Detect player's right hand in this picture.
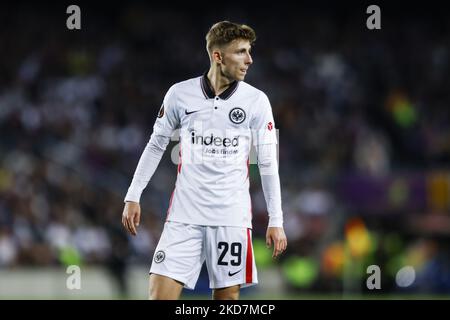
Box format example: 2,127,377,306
122,201,141,236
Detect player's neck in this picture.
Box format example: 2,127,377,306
207,67,235,96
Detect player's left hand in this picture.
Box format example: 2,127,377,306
122,201,141,236
266,227,287,259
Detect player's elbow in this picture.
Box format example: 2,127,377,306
148,134,170,152
258,160,278,176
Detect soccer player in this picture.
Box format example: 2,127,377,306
122,21,287,300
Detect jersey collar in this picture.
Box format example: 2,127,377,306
201,72,239,100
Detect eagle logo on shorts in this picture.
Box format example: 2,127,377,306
154,250,165,263
229,107,246,124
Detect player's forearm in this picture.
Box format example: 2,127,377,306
257,143,283,228
124,133,170,203
261,173,283,227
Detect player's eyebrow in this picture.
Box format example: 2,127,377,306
236,47,251,53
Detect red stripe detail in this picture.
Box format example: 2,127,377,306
167,143,182,221
177,144,182,173
165,188,175,221
246,228,253,283
246,157,249,179
247,157,252,218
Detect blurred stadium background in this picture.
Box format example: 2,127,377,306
1,1,450,299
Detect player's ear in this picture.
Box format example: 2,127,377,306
212,49,223,64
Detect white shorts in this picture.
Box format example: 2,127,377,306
150,221,258,290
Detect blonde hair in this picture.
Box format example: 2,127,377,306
206,21,256,55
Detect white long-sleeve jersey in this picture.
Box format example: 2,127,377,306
125,74,283,228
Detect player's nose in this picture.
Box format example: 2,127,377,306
245,52,253,65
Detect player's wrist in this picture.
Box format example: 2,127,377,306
124,195,140,203
268,216,283,228
124,188,142,203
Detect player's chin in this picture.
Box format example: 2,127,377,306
235,72,246,81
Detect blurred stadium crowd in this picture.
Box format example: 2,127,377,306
1,3,450,296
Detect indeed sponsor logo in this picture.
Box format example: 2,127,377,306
191,131,239,147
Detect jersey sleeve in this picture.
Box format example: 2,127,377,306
250,92,278,146
152,85,180,137
124,134,170,203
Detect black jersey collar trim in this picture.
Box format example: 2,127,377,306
201,72,239,100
